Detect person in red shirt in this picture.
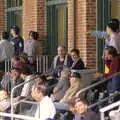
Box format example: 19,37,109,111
94,46,120,94
11,56,25,70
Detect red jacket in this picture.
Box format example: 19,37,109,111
104,55,120,79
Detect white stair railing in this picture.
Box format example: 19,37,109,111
100,100,120,120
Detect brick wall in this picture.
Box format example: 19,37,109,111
68,0,96,69
23,0,96,67
23,0,37,40
0,0,97,68
86,0,96,68
68,0,75,50
23,0,46,54
0,0,5,34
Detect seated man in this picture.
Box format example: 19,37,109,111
31,85,56,120
60,72,84,103
51,69,70,101
34,74,47,87
20,67,34,97
70,49,85,70
11,56,25,70
72,98,100,120
50,45,73,78
1,67,22,96
54,72,84,111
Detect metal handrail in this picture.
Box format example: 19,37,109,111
10,75,37,115
0,55,55,75
5,70,120,120
100,100,120,120
75,72,120,98
100,100,120,113
89,91,120,109
0,112,36,120
74,72,120,120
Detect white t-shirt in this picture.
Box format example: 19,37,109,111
0,39,14,61
35,96,56,120
107,33,120,53
21,75,33,97
109,109,120,120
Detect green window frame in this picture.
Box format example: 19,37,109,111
46,0,68,55
5,0,23,34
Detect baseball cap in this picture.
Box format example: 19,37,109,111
70,72,81,78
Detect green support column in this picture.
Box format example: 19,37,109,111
97,0,110,72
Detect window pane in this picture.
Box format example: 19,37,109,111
11,0,17,7
57,7,65,46
6,0,23,35
7,0,22,8
111,0,120,18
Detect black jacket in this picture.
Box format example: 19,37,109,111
71,59,85,70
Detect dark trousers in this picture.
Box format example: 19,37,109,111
0,61,5,72
107,76,120,94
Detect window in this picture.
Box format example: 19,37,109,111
110,0,120,19
5,0,23,35
46,0,67,55
7,0,22,8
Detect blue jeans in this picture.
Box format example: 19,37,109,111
107,76,120,94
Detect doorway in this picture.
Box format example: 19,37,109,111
47,0,67,55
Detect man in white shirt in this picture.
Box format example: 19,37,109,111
20,67,33,97
109,108,120,120
31,85,56,120
0,31,14,61
0,31,14,72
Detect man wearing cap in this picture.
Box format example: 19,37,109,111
54,72,84,111
60,72,83,103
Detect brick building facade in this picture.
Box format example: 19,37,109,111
0,0,5,34
0,0,105,69
68,0,96,68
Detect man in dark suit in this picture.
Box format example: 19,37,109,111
70,49,85,70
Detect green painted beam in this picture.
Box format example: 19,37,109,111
47,0,67,6
97,0,109,72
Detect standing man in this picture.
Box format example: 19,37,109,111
0,31,14,71
10,25,24,55
24,31,39,64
